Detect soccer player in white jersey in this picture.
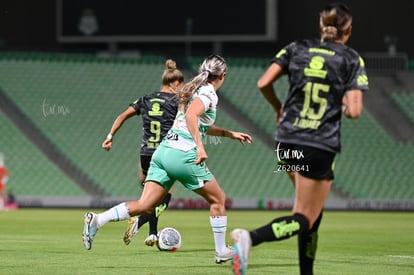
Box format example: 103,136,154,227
83,54,252,264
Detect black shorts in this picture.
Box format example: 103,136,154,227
275,142,336,180
140,155,152,175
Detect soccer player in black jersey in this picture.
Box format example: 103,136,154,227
231,3,369,275
101,59,184,247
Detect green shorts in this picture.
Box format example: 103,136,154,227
145,142,214,191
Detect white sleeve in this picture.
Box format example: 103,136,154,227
196,88,217,111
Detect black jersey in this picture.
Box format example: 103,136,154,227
272,38,369,153
130,91,178,156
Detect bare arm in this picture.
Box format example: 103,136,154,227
257,63,284,122
185,98,207,164
207,125,252,145
342,90,363,119
102,106,136,151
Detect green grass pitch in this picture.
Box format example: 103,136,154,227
0,209,413,274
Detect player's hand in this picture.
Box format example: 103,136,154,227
229,131,252,145
194,146,208,164
102,139,113,151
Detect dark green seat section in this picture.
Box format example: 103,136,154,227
336,110,414,199
0,110,85,195
390,91,414,124
0,52,167,197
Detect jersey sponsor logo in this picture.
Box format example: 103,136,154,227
148,103,163,116
271,220,300,239
150,98,166,103
155,203,167,217
304,56,327,79
309,47,335,56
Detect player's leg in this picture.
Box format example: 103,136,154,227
193,177,233,263
82,181,167,250
125,145,177,246
231,171,331,274
230,178,314,274
293,145,334,275
231,203,311,275
125,191,173,246
285,170,322,275
294,174,331,275
123,158,148,245
140,188,173,246
138,157,147,184
298,211,323,275
124,155,165,245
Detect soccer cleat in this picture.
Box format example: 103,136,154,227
82,212,99,250
231,229,252,275
144,234,158,247
215,245,234,264
123,216,139,245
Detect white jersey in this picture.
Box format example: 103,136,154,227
165,83,218,151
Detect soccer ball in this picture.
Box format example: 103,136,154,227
156,227,182,251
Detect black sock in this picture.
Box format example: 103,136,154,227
298,212,323,275
137,193,172,233
250,213,309,246
147,193,172,235
137,193,172,230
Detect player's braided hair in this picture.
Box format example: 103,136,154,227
320,3,352,42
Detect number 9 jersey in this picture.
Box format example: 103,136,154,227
272,38,369,153
130,91,179,155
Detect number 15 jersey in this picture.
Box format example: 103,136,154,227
273,38,369,153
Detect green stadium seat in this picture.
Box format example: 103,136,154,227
390,91,414,124
0,110,85,195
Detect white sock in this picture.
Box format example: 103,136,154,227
97,202,130,228
210,216,227,253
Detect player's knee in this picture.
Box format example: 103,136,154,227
129,201,154,216
208,194,226,207
215,189,227,204
209,201,226,214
